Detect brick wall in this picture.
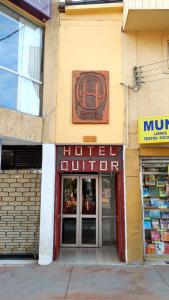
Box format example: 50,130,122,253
0,169,41,257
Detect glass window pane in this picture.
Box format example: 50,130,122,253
0,69,17,110
0,5,19,71
18,18,43,81
63,178,77,215
17,77,40,116
0,4,43,116
82,178,96,215
82,219,96,244
102,176,115,216
102,217,116,245
62,218,76,244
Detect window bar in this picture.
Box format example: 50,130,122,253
0,65,42,85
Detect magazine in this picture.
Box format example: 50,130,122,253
157,176,167,187
149,187,159,197
143,187,149,197
161,211,169,218
144,220,151,230
160,220,169,230
147,243,156,255
166,183,169,196
144,200,150,207
165,243,169,254
151,230,161,241
159,187,166,197
161,231,169,242
150,198,159,207
152,219,160,229
145,175,155,186
158,200,169,208
155,242,165,255
149,210,161,218
144,211,150,218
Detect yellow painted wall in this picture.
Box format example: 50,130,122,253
55,9,124,144
123,31,169,263
125,149,144,263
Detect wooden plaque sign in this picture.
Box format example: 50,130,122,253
72,71,109,124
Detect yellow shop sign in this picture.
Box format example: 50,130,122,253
138,116,169,144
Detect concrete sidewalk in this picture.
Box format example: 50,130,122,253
0,263,169,300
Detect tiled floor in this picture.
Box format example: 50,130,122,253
56,245,123,265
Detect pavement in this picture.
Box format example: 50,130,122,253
0,263,169,300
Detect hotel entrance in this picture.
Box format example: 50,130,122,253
61,175,116,249
54,145,125,263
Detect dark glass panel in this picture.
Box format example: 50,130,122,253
82,218,96,244
62,218,76,244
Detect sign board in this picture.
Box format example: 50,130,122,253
72,71,109,124
138,116,169,144
9,0,51,21
56,145,122,173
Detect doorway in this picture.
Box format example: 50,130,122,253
60,174,118,250
54,145,125,262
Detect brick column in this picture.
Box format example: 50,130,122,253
38,144,56,265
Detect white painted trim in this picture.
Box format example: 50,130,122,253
123,145,128,263
38,144,56,265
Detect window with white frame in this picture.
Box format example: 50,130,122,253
0,4,43,116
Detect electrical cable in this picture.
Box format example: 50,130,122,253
142,77,169,84
0,26,24,42
139,59,169,69
141,65,169,73
141,71,169,79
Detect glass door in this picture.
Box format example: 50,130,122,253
61,176,79,246
61,175,98,247
79,176,98,247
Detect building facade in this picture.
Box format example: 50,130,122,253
39,0,126,265
123,0,169,263
0,0,55,260
1,0,169,266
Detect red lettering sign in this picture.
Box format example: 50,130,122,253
62,146,117,157
60,160,119,172
56,146,122,173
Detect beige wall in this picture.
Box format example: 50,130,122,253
123,0,169,31
43,0,59,143
55,9,124,144
0,108,43,144
123,32,169,150
123,31,169,263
